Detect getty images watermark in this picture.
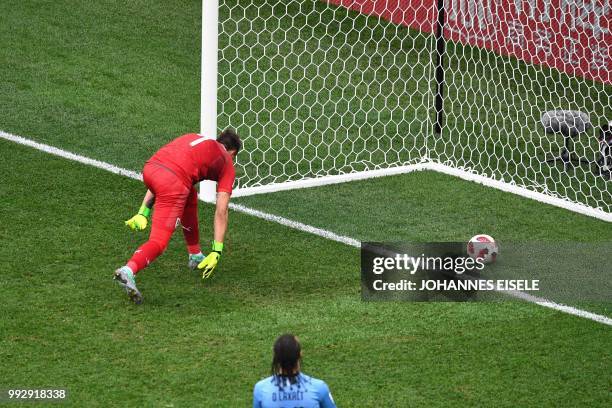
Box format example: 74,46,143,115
361,242,610,302
370,251,538,292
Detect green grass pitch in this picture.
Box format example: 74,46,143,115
1,1,611,406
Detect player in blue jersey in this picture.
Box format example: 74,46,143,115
253,334,337,408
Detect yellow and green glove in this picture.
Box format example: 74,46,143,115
198,241,223,279
125,205,151,231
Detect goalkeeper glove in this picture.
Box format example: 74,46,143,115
198,241,223,279
125,205,151,231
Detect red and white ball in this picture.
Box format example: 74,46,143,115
467,234,499,264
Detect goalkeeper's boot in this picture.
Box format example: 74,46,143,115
113,266,143,304
187,253,205,271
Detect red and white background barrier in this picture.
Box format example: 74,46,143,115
326,0,611,84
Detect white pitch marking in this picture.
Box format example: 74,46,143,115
427,162,612,223
506,290,612,326
0,130,143,181
228,202,360,247
1,129,610,326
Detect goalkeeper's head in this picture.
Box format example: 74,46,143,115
217,128,242,158
271,334,302,385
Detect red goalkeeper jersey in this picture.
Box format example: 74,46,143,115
148,133,236,194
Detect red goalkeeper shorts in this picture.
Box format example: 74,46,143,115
126,162,199,274
143,161,193,232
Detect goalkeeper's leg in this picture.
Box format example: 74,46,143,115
182,187,203,270
125,171,190,274
115,180,189,303
114,223,174,303
126,225,175,273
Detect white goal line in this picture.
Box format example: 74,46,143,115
1,129,610,326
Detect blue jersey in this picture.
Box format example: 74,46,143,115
253,373,336,408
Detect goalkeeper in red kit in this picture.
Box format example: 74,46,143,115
113,129,241,304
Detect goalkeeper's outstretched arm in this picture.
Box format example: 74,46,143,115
197,191,230,279
213,192,230,244
141,189,155,209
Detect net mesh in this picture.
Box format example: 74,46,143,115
218,0,611,212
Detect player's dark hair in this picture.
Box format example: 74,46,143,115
271,334,302,387
217,128,242,154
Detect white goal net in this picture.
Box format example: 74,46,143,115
214,0,611,216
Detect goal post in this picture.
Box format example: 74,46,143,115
200,0,219,203
208,0,611,220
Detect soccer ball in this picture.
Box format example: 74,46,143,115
467,234,499,264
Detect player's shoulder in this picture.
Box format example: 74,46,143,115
299,373,328,390
197,137,229,154
253,375,275,391
175,133,200,141
173,133,217,144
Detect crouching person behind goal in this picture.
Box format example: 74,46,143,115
253,334,337,408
